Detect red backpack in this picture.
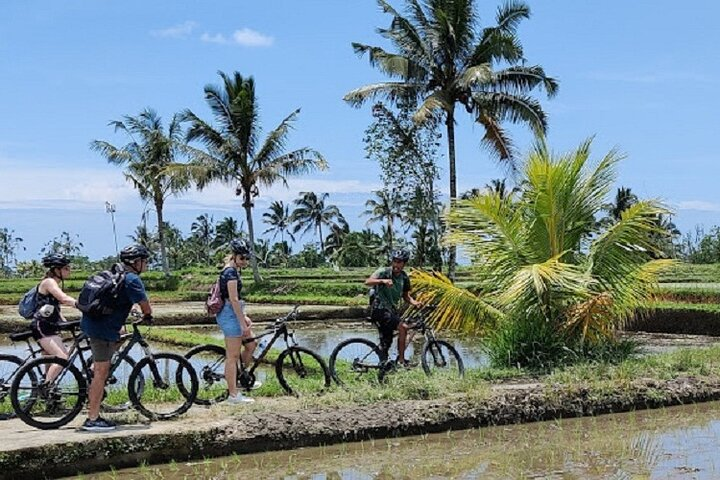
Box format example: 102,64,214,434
206,280,224,315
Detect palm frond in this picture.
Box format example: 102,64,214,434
344,82,423,108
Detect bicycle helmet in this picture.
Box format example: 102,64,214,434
390,249,410,263
42,253,70,269
119,244,150,263
230,239,251,257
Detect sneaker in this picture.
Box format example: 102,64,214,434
237,380,263,390
226,393,255,404
81,417,117,432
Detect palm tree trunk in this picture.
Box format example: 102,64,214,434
446,108,457,281
243,193,262,283
318,222,324,253
154,200,170,276
387,216,393,252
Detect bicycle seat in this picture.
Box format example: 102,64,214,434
9,331,33,342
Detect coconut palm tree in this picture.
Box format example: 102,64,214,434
411,139,674,368
263,200,295,246
190,213,215,265
91,108,190,275
291,192,347,252
345,0,558,279
363,190,401,253
182,71,327,282
604,186,639,223
214,216,244,248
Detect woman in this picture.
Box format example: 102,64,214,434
215,239,258,404
31,253,77,381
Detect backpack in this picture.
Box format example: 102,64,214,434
18,284,39,319
206,280,224,315
76,264,126,319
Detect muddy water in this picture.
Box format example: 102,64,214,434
68,401,720,479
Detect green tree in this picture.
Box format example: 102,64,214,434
41,232,84,259
190,214,215,265
412,139,673,368
0,228,24,275
363,190,401,254
91,108,190,275
334,229,384,267
345,0,558,279
182,71,327,282
291,192,347,253
263,200,295,246
603,186,638,224
215,216,244,248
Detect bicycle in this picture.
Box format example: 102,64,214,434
9,315,199,430
328,305,464,385
183,305,331,404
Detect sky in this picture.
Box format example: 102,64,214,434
1,0,719,262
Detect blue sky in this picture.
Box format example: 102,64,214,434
1,0,718,262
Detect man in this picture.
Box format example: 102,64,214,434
80,244,152,431
365,248,422,366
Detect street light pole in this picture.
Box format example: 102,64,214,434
105,201,119,257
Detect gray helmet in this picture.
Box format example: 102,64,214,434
230,239,251,257
119,244,150,263
390,249,410,263
42,253,70,269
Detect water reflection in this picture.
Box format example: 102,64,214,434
68,402,720,479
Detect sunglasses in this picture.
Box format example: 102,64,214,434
237,255,250,261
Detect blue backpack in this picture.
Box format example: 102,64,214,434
18,284,39,320
76,264,126,319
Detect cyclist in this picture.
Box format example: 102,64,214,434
30,253,77,381
80,244,153,432
365,248,422,366
215,239,257,404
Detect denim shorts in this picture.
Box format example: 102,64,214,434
216,301,245,338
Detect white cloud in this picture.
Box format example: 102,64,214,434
200,28,274,47
151,21,197,39
676,200,720,212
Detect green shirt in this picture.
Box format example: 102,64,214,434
371,267,411,311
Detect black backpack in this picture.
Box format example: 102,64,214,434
76,263,126,318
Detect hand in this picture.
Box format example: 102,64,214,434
383,279,393,287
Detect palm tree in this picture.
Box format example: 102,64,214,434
190,213,215,265
291,192,347,252
182,71,327,282
345,0,558,279
263,200,295,246
411,139,674,368
215,216,244,248
0,228,24,274
363,190,400,253
91,108,189,275
605,186,639,223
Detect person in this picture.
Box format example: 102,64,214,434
365,248,422,366
30,253,77,382
215,239,257,404
80,244,152,432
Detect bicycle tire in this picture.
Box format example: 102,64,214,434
421,340,464,377
11,357,86,430
0,354,25,420
328,338,383,386
183,344,229,406
128,353,198,420
88,355,144,413
275,346,331,395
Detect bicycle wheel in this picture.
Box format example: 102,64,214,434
329,338,384,386
421,340,464,378
276,346,331,395
0,354,24,420
89,355,144,413
11,357,86,430
128,353,198,420
183,344,229,406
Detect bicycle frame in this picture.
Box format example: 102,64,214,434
240,307,300,376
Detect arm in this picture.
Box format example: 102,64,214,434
403,291,422,308
365,271,393,288
42,278,76,307
227,280,250,329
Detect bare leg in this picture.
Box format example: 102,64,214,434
224,337,243,397
397,322,408,363
39,335,69,383
87,361,110,420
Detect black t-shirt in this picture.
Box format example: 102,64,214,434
219,267,242,300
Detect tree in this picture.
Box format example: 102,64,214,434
41,232,84,258
291,192,347,253
215,216,244,248
363,190,401,254
333,229,384,267
190,214,215,265
412,139,673,368
91,108,190,276
263,200,295,246
182,71,327,282
0,228,24,275
603,186,638,224
345,0,558,279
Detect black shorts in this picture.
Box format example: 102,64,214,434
371,308,400,349
30,319,61,341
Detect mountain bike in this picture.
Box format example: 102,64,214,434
183,306,331,404
328,305,464,385
9,315,198,429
